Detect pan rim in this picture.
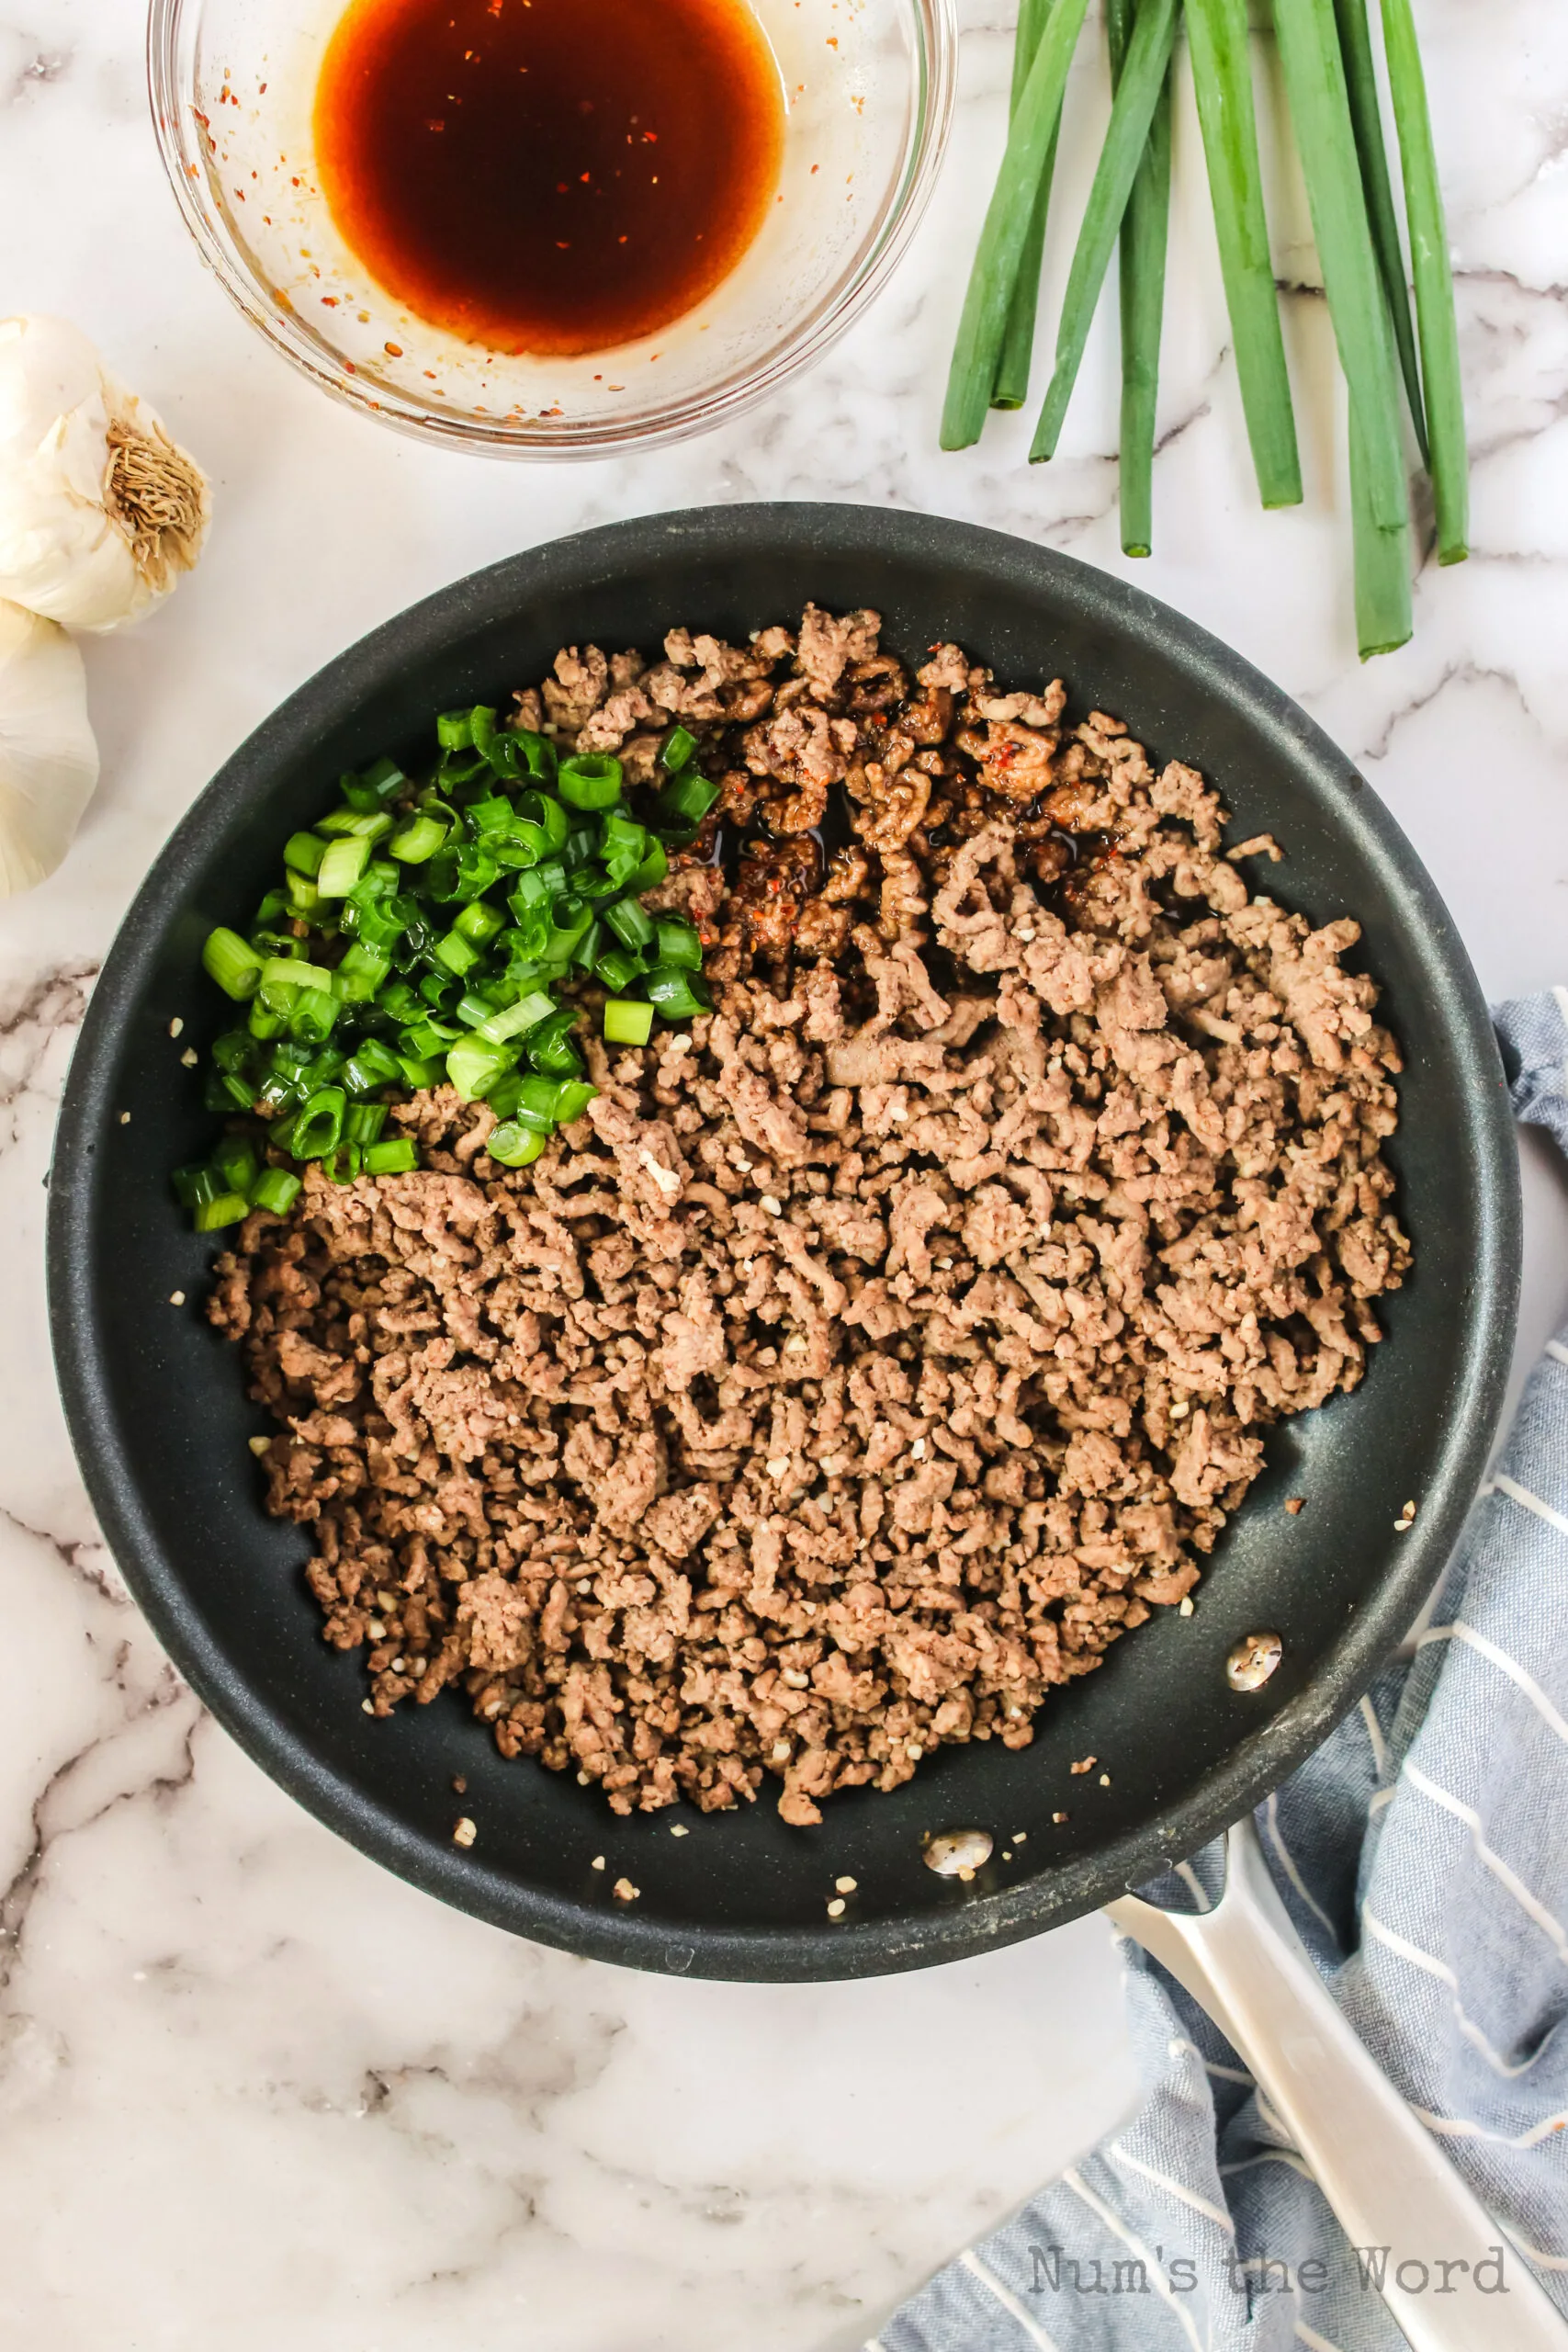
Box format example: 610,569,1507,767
47,502,1521,1980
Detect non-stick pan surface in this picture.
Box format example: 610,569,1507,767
48,504,1519,1980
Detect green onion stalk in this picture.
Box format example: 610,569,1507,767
1107,0,1173,557
1029,0,1181,465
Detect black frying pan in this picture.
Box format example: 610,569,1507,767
46,504,1519,1981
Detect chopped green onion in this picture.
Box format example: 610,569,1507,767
248,995,287,1042
364,1137,419,1176
1185,0,1304,510
644,965,713,1022
509,730,557,781
284,831,327,877
486,1121,548,1168
436,710,475,751
446,1034,514,1102
400,1018,454,1060
517,1075,598,1124
557,753,624,810
478,989,558,1045
1029,0,1180,463
322,1140,364,1185
333,943,392,1001
289,1086,347,1159
468,795,514,835
317,836,373,898
523,1010,584,1077
343,1038,403,1093
212,1133,261,1195
658,771,720,826
250,1166,303,1215
1380,0,1467,563
604,998,655,1046
172,1162,224,1211
288,989,339,1046
660,725,699,772
434,929,482,978
260,956,334,997
517,790,570,851
571,917,606,969
655,918,703,970
318,807,394,842
193,1192,251,1232
454,899,506,947
552,1080,598,1124
344,1101,389,1146
389,813,447,863
515,1073,567,1119
394,1050,443,1090
285,873,323,922
595,947,644,993
629,842,669,893
203,927,265,1001
605,897,657,952
341,755,405,811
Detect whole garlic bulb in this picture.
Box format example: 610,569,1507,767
0,598,100,897
0,315,210,633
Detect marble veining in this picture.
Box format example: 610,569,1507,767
1,0,1566,2343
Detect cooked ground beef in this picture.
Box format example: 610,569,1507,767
208,609,1410,1825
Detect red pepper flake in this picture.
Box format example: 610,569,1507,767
424,368,438,379
344,360,356,373
384,341,403,356
321,294,338,306
259,81,267,92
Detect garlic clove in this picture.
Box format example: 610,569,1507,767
0,597,99,898
0,316,209,634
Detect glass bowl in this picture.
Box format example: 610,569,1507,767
147,0,954,458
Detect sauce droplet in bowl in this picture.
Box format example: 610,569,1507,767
314,0,785,356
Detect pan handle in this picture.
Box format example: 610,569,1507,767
1105,1817,1568,2352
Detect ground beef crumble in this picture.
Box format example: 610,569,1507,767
209,608,1410,1825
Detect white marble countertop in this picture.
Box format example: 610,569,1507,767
4,2,1567,2345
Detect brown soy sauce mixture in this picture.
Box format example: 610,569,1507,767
314,0,785,356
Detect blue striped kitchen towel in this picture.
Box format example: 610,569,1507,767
878,991,1568,2352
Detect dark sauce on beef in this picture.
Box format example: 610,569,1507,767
314,0,785,356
